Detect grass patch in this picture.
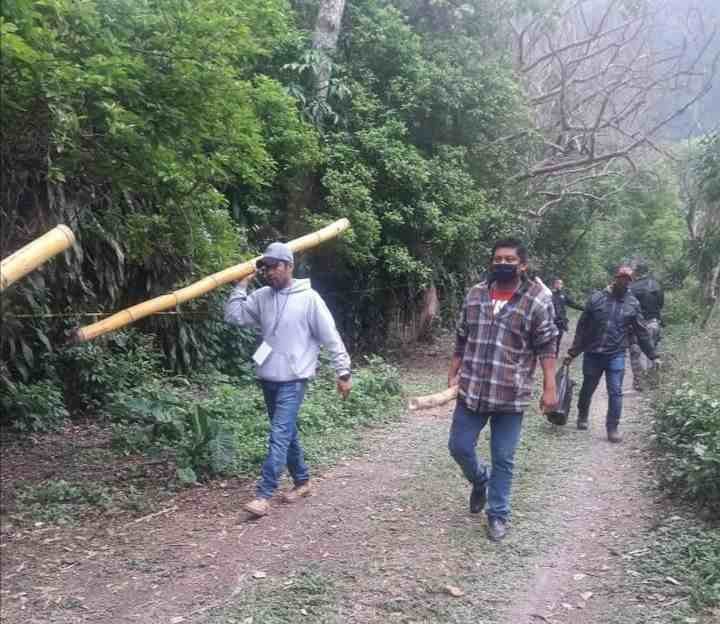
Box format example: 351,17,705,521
204,569,339,624
633,515,720,619
14,479,114,525
13,479,151,525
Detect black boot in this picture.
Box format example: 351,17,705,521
487,517,508,542
469,479,487,514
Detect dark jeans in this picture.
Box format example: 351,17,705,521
577,352,625,429
448,401,524,521
257,380,309,499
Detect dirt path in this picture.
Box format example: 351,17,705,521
0,345,712,623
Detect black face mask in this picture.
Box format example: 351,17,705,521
612,283,628,297
491,263,518,283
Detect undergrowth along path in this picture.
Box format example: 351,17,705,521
0,343,715,623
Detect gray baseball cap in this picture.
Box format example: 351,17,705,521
257,242,293,268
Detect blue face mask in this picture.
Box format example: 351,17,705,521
491,263,518,283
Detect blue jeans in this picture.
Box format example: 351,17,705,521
448,401,524,522
257,380,309,499
577,352,625,429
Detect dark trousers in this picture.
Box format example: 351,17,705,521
577,352,625,429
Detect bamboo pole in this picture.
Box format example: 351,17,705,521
73,218,351,343
1,225,75,292
407,386,458,410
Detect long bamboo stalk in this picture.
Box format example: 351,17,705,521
73,218,351,343
1,225,75,292
407,386,458,410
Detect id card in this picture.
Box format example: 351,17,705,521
252,341,273,366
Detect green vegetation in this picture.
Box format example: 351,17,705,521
13,478,148,525
636,516,720,615
2,0,718,393
653,319,720,512
205,569,340,624
105,350,400,486
647,319,720,615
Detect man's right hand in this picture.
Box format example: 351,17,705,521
237,274,255,289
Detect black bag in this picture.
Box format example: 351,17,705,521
546,364,575,426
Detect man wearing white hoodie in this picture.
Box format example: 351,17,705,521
224,242,352,517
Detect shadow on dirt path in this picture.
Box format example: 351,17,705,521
0,341,711,624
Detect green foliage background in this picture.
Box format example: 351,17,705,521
1,0,718,433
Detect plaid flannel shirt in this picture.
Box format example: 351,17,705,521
455,277,558,413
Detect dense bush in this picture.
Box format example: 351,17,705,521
56,331,164,414
662,278,706,326
652,318,720,511
0,378,69,433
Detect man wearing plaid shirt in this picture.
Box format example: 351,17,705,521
447,239,558,542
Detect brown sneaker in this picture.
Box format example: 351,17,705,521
244,498,270,517
282,481,313,504
607,428,622,443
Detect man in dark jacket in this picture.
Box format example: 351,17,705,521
552,278,584,356
629,265,664,390
563,266,657,443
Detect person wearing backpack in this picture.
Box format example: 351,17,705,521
629,263,664,391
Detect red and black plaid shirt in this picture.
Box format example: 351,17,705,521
455,277,558,413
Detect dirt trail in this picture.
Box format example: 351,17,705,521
0,344,706,624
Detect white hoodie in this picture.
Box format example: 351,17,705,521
224,279,351,382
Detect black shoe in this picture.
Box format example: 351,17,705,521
607,428,622,443
469,480,487,514
487,517,508,542
577,415,589,430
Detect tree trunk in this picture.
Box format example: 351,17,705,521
702,261,720,327
313,0,346,102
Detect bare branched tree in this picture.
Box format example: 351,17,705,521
509,0,720,216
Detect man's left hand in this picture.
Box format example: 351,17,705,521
540,388,558,414
337,377,352,400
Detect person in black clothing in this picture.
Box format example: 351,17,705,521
629,264,664,390
563,266,658,443
551,278,584,357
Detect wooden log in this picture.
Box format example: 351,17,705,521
408,386,458,410
1,225,75,292
73,218,351,342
